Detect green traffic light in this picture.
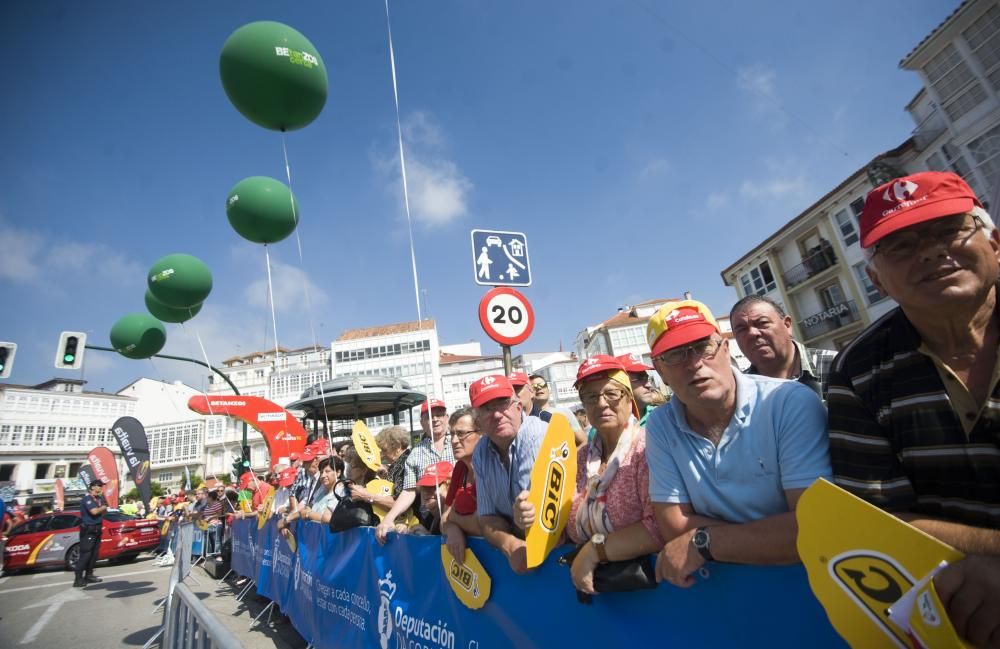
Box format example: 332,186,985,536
64,354,75,363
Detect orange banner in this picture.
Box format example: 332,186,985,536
187,395,308,463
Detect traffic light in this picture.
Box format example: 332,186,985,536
232,445,252,479
0,342,16,379
55,331,87,369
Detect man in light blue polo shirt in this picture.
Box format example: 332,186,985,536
643,299,830,588
469,375,547,575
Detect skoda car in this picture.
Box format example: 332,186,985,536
2,510,160,572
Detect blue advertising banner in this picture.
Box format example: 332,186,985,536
230,519,846,648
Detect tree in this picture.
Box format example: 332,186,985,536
124,480,165,502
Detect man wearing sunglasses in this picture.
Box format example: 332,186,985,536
643,299,829,588
529,374,585,444
828,171,1000,556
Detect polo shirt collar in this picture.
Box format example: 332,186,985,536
668,368,753,436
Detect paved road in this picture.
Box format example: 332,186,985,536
0,553,307,648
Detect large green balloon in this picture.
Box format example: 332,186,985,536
147,254,213,309
219,21,328,131
110,313,167,360
226,176,299,244
145,290,202,324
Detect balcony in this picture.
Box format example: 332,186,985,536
782,242,837,289
798,300,861,340
911,108,947,151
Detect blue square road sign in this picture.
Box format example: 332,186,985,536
470,229,531,287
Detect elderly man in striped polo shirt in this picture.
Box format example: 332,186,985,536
468,375,547,574
827,171,1000,556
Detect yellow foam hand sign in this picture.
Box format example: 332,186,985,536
352,420,382,471
257,490,275,529
797,479,965,649
440,545,491,609
525,413,576,569
367,479,394,520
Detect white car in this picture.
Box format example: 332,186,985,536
485,236,502,247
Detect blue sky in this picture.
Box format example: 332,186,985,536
1,1,954,392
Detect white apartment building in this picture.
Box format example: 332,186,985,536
439,343,505,414
721,0,1000,350
208,345,332,408
331,320,442,429
574,298,680,365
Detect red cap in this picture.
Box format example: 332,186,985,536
420,398,447,414
278,467,297,488
300,447,316,463
312,438,330,452
574,355,627,388
416,461,453,487
289,452,299,461
615,353,653,373
647,300,721,358
860,171,981,248
177,490,186,498
239,473,253,490
469,375,515,408
507,371,530,387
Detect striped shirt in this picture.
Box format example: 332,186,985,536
402,437,455,490
472,415,547,522
827,306,1000,528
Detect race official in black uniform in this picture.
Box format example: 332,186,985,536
74,479,107,587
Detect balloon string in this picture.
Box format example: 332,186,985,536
281,133,333,438
263,244,282,367
384,0,423,324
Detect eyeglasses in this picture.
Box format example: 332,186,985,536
579,388,628,407
629,373,652,386
654,338,724,366
453,429,480,441
476,398,516,415
531,382,547,390
873,215,983,260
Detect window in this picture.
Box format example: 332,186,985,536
923,43,986,122
853,262,885,305
739,261,777,296
50,514,80,531
967,123,1000,196
158,472,174,482
834,209,859,246
965,5,1000,92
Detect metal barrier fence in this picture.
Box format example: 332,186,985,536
161,581,243,649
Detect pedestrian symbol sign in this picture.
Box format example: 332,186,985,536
470,229,531,287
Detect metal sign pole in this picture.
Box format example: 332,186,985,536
502,345,512,375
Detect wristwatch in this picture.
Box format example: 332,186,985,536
591,533,609,564
692,527,714,561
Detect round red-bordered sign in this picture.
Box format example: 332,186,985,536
478,287,535,346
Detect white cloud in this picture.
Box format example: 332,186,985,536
639,157,671,181
47,241,145,287
736,63,786,126
706,192,729,209
375,111,473,227
739,176,809,201
0,219,44,283
244,259,329,314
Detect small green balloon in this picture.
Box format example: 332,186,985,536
110,313,167,360
147,254,213,309
226,176,299,244
145,290,202,324
220,21,328,131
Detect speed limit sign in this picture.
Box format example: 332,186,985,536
478,287,535,346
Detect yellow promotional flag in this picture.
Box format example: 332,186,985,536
525,414,576,569
257,490,275,529
352,420,382,472
797,479,965,649
440,545,491,609
366,479,394,521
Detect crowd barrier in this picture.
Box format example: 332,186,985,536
230,518,848,649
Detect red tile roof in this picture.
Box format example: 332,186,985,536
439,351,502,365
336,319,436,341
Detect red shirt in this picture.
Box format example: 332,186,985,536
444,462,477,516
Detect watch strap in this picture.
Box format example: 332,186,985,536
693,527,714,561
592,537,609,563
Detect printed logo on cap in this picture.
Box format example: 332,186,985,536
581,358,599,368
627,353,641,364
482,376,495,385
666,309,703,327
883,179,918,203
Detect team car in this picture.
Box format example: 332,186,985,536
2,510,160,571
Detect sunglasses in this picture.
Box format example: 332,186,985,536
531,382,548,390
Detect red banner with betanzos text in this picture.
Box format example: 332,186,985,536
187,395,308,463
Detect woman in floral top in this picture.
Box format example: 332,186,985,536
565,355,663,595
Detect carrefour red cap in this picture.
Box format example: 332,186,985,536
420,398,447,414
860,171,981,248
416,461,453,487
469,375,515,408
278,467,297,488
299,447,316,463
615,353,653,373
574,355,627,388
289,452,299,461
647,300,721,357
507,371,530,387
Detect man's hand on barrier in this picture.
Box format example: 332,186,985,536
504,538,529,575
444,523,467,564
375,521,394,545
655,529,703,588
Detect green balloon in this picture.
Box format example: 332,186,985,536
145,290,202,324
147,254,213,309
219,21,328,131
110,313,167,360
226,176,299,244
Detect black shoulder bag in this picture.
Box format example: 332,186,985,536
329,480,378,532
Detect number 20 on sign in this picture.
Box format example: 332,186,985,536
478,287,535,346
